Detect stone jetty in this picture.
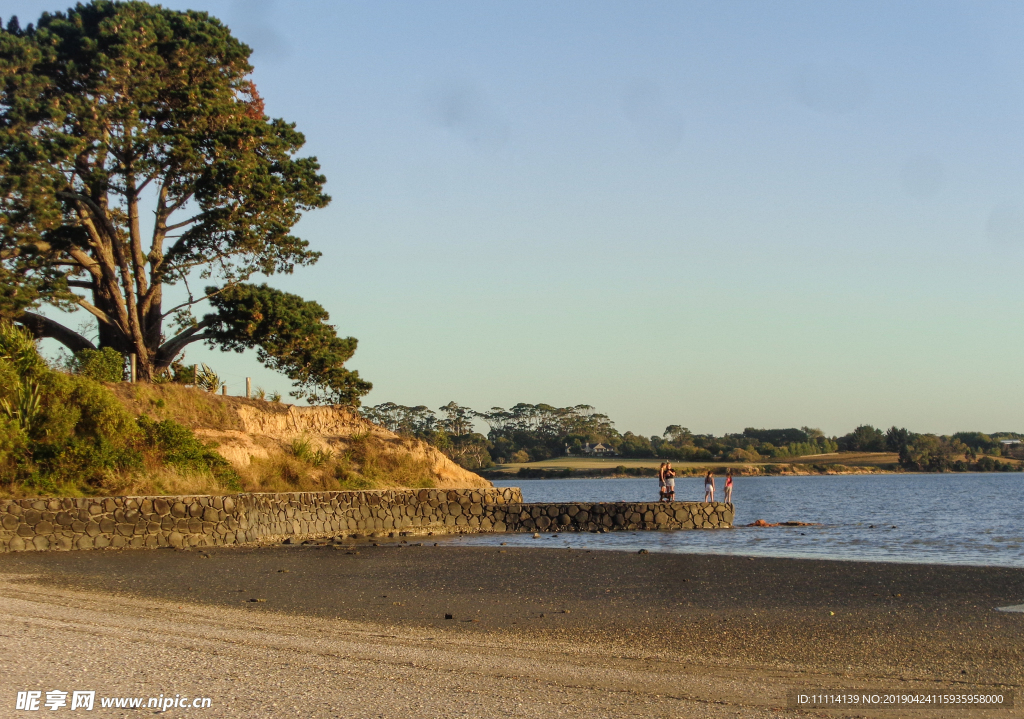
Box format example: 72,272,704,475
0,488,732,552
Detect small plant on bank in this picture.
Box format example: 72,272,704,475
195,364,224,394
291,437,334,467
0,380,42,432
291,437,314,462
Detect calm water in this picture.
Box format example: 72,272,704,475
446,473,1024,568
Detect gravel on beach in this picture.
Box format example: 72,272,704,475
1,543,1021,718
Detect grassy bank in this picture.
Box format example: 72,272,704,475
0,324,441,498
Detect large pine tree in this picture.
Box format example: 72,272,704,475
0,1,370,404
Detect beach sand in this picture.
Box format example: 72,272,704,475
1,543,1021,717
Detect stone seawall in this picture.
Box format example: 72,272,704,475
0,489,731,553
498,501,732,532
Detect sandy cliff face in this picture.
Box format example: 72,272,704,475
193,403,490,489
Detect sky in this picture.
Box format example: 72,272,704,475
9,0,1024,437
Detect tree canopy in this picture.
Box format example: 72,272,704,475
205,284,371,405
0,1,369,403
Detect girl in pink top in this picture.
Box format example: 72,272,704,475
724,470,733,504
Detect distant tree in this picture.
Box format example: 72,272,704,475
839,425,886,452
801,426,825,440
742,427,809,446
438,401,475,437
902,434,966,472
663,425,693,446
618,431,655,458
884,426,909,452
361,403,438,437
476,402,619,461
454,433,494,469
727,447,761,462
951,431,997,454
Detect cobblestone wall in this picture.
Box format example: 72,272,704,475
497,501,733,532
0,489,732,552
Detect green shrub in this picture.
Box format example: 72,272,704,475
0,414,28,473
137,416,241,490
70,347,125,382
0,320,244,494
168,361,197,385
32,435,143,485
0,321,47,377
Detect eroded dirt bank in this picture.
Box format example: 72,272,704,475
109,383,490,489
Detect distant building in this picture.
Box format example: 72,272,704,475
581,442,617,456
1001,440,1021,447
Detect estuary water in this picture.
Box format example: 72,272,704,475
451,473,1024,568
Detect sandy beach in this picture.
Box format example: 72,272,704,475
1,543,1021,718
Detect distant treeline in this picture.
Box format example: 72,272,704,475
360,402,1024,473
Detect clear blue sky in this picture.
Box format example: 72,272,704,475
11,0,1024,437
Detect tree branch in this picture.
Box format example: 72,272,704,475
127,186,149,300
165,190,195,215
154,320,213,368
16,311,96,353
76,298,120,329
164,214,203,232
66,247,105,281
160,281,238,319
56,190,121,241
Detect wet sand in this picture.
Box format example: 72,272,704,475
1,543,1021,717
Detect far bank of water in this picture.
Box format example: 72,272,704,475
448,473,1024,568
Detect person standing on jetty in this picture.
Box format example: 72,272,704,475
724,470,733,504
704,470,715,502
663,462,676,502
658,463,667,501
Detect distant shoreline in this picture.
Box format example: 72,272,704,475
480,464,1023,480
